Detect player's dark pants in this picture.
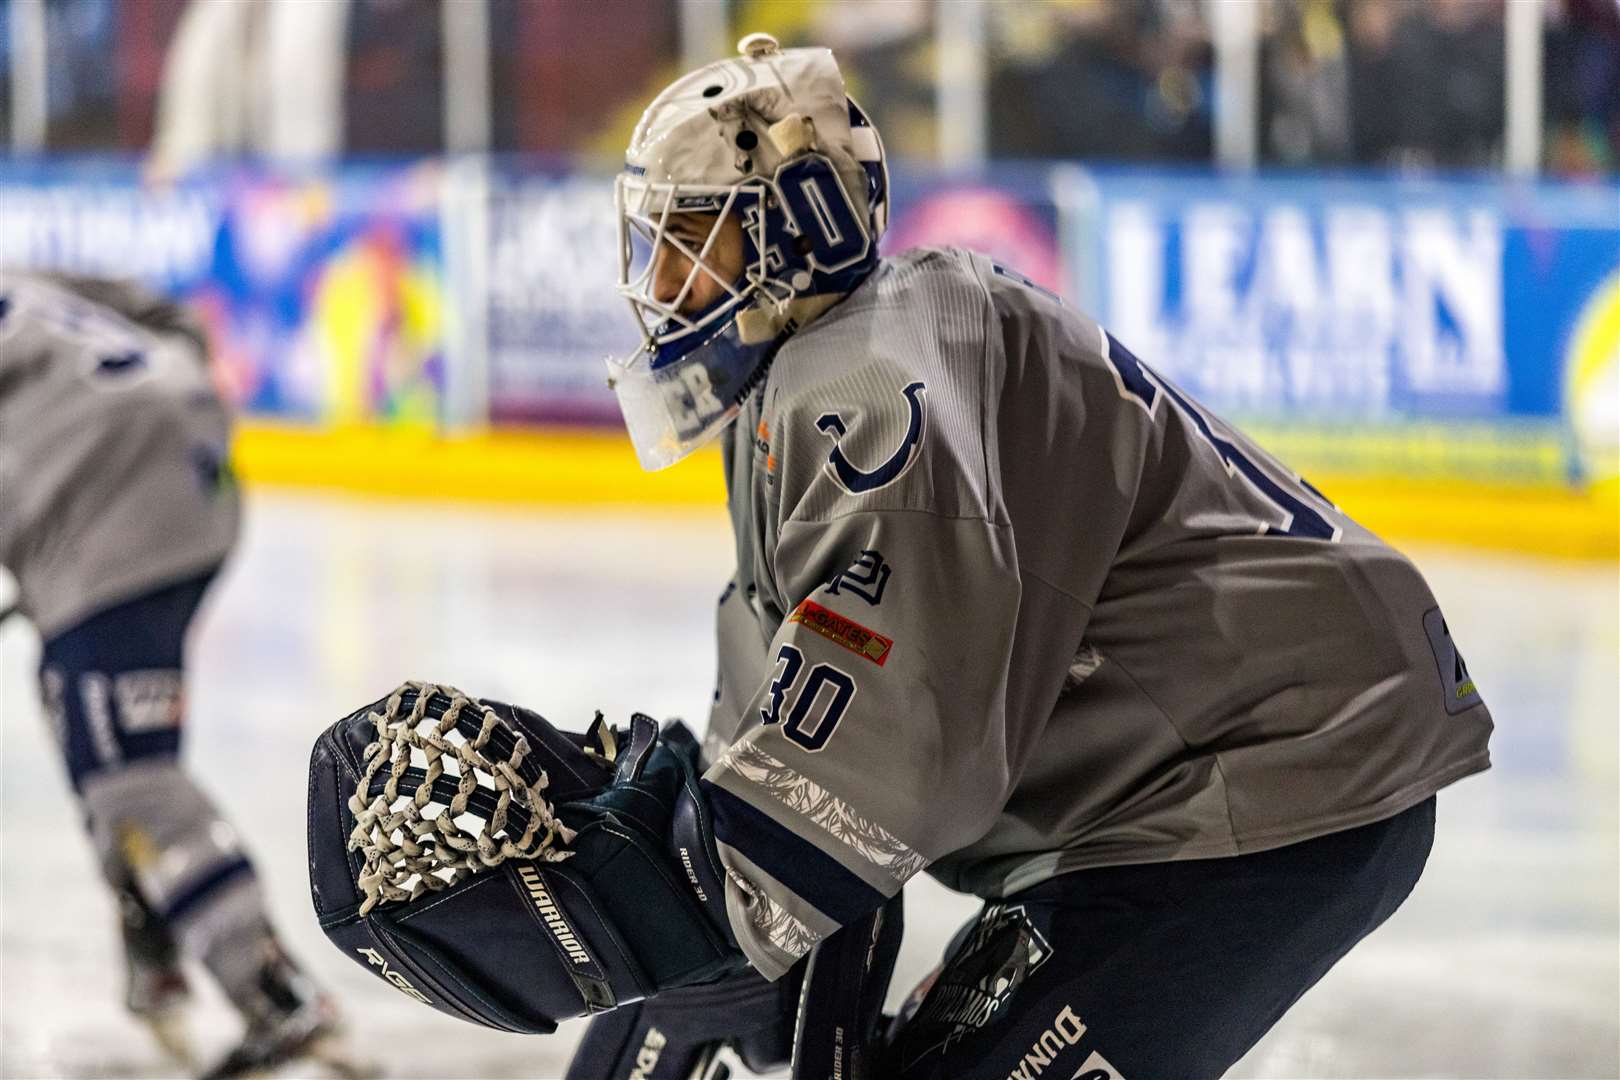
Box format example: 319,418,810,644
889,796,1437,1080
40,570,217,787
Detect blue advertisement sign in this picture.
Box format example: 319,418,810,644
0,160,220,291
1061,168,1620,482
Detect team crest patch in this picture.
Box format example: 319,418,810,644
826,549,892,606
816,381,927,494
788,600,893,666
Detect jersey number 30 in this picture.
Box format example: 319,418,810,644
760,644,856,752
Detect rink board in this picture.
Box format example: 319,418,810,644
232,422,1619,560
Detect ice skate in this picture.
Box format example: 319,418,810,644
119,881,198,1070
201,989,372,1080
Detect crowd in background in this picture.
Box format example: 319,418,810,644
1257,0,1620,173
1,0,1616,177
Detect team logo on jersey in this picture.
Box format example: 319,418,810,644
816,381,928,494
826,549,892,605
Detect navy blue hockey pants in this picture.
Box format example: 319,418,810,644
39,569,218,788
889,796,1437,1080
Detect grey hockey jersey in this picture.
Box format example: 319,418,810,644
701,247,1492,980
0,274,238,639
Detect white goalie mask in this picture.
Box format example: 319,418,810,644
609,33,889,470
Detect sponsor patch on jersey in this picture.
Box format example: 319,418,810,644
788,599,893,666
1422,607,1481,715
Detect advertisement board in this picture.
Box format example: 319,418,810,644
480,170,632,424
1060,168,1620,486
4,159,1613,494
1,160,448,425
475,164,1070,424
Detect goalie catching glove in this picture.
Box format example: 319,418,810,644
306,682,743,1033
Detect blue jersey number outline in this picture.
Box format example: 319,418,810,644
760,644,857,752
761,644,806,727
1102,331,1340,541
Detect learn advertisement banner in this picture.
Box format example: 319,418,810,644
1060,168,1620,486
0,160,448,425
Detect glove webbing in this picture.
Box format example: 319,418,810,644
347,681,575,914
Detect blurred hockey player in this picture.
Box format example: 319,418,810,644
579,33,1494,1078
0,273,357,1078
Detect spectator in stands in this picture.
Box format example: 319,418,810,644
988,0,1212,162
148,0,348,177
1345,0,1504,169
1544,0,1620,176
1261,0,1352,165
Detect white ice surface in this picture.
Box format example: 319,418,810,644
2,491,1615,1079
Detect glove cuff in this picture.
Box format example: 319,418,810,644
670,762,738,949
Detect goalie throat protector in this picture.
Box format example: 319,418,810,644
610,34,889,470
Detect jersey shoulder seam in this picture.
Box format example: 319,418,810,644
1017,565,1094,609
779,504,1011,531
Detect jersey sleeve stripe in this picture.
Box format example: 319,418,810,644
716,741,928,881
703,779,887,926
715,847,838,976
